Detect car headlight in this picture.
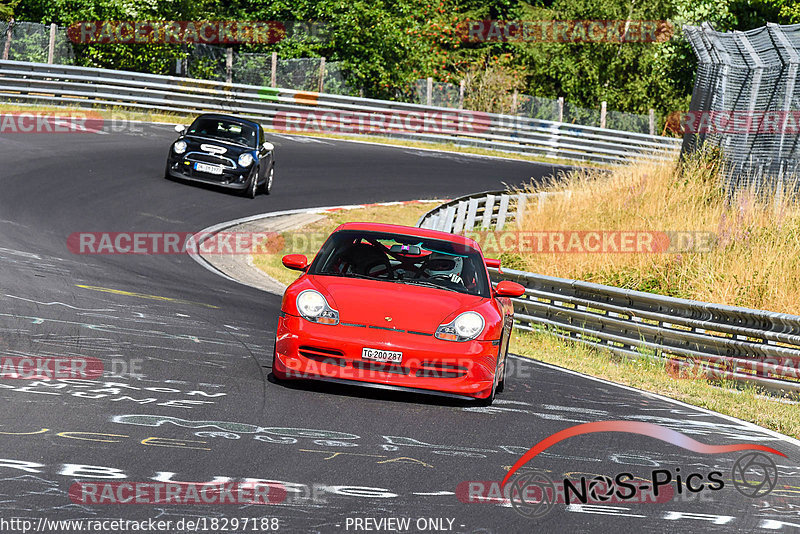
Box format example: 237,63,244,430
238,153,254,167
296,290,339,325
173,140,187,154
435,311,485,341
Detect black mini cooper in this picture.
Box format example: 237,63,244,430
165,113,275,198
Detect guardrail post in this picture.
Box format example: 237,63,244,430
426,77,433,106
557,96,564,122
649,109,655,135
271,52,277,87
458,79,465,109
318,57,326,93
225,48,233,84
47,23,56,64
516,193,527,228
600,101,607,129
512,90,518,115
2,18,13,61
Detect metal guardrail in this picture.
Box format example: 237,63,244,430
419,192,800,394
416,189,568,233
0,59,681,166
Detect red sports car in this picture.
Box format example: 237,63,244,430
272,222,525,404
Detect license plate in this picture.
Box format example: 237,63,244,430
362,347,403,363
194,162,223,175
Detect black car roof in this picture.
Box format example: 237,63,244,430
193,113,261,129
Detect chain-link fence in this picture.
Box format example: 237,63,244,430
0,21,74,64
683,23,800,195
407,78,655,133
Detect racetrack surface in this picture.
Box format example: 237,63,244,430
0,125,797,533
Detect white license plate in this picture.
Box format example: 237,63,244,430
361,347,403,363
194,162,223,175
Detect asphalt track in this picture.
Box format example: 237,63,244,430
0,124,798,533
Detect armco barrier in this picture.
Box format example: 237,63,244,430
419,191,800,394
0,59,680,166
416,189,568,232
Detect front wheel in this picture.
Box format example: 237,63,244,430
263,164,274,195
496,345,508,393
245,166,259,199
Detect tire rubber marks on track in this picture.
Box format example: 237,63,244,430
0,312,229,345
5,294,114,312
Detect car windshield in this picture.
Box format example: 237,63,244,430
309,229,491,297
186,118,258,148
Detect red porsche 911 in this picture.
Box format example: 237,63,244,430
272,222,526,404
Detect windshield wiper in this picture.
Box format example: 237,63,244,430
399,279,467,294
319,272,380,281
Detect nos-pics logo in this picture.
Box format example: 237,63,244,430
501,421,784,519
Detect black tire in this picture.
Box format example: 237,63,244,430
477,380,496,406
263,164,274,195
244,166,259,199
496,358,507,393
496,344,508,393
163,162,171,180
477,361,499,407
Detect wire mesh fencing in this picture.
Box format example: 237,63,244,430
682,23,800,195
0,21,74,64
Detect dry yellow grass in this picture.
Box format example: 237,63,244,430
509,150,800,314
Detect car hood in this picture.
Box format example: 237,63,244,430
309,276,486,332
182,135,251,154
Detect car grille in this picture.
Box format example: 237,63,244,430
185,152,236,169
352,361,409,375
298,346,346,366
415,360,469,378
296,346,469,379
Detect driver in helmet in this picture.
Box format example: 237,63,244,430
422,253,464,285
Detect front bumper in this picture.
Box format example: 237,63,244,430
166,157,252,189
274,314,499,399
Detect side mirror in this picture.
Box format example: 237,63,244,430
282,254,308,271
485,258,501,269
262,141,275,151
174,124,186,135
495,280,525,298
